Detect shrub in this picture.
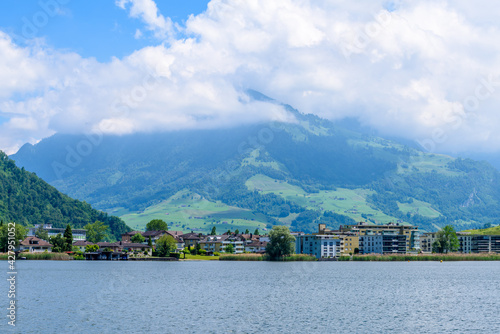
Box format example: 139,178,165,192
143,251,148,255
169,252,181,259
213,252,220,256
199,249,207,255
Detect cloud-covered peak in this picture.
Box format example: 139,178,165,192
1,0,500,155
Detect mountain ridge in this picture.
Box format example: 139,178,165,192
10,94,500,233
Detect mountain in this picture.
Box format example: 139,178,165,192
11,94,500,234
0,151,131,239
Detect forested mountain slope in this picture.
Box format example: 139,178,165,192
0,151,130,239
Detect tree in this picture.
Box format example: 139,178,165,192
63,224,73,251
147,236,153,247
234,229,240,235
210,226,217,235
432,225,460,253
35,225,49,241
131,233,145,244
0,223,27,252
244,229,249,234
254,229,259,236
50,234,66,253
85,221,109,243
146,219,168,231
156,235,177,257
85,244,99,252
225,243,235,254
266,226,296,260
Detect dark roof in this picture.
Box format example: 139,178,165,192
73,240,94,246
181,233,202,240
21,237,53,247
142,230,167,237
246,241,268,248
122,231,142,236
117,241,151,249
167,231,184,237
97,241,151,249
97,242,119,247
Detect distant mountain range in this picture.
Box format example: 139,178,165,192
0,151,131,239
10,92,500,234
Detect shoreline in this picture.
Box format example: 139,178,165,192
3,253,500,261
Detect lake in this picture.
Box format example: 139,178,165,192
1,261,499,333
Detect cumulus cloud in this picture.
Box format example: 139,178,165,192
1,0,500,155
116,0,174,39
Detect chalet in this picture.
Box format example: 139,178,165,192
73,240,95,252
181,232,203,248
19,237,53,253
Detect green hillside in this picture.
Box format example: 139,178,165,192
0,151,130,239
462,225,500,235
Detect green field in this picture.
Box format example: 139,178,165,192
462,225,500,235
397,199,441,218
117,190,268,233
246,174,400,225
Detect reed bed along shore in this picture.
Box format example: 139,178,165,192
338,253,500,261
0,252,72,260
219,254,317,261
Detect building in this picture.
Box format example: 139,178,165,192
471,235,500,253
457,233,472,253
28,223,87,241
199,235,229,253
295,234,341,259
244,241,268,253
359,233,407,254
339,234,359,256
343,222,418,251
180,232,202,248
96,241,152,255
73,240,95,252
19,237,53,252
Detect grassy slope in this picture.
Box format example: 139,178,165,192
118,189,268,233
461,225,500,235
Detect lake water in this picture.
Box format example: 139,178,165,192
1,260,499,333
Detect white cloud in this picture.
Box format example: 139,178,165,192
2,0,500,155
116,0,173,39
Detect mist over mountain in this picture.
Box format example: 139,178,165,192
11,94,500,234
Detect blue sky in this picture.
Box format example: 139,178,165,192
0,0,210,61
0,0,499,155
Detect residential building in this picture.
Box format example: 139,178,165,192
457,233,472,253
28,223,86,241
199,235,229,253
181,232,203,248
96,241,152,255
19,237,53,252
359,233,407,254
342,222,419,251
471,235,500,253
295,234,341,259
244,241,268,253
73,240,95,252
339,234,359,256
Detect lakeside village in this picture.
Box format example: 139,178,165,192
11,220,500,261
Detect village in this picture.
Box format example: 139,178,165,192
17,221,500,260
